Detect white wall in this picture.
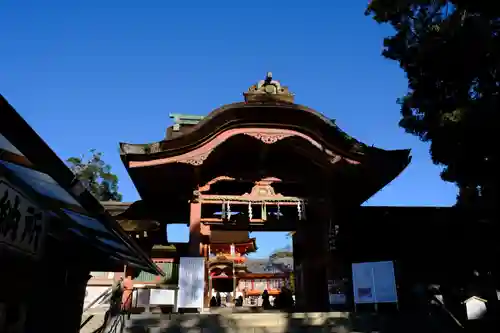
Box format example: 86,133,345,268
83,286,110,309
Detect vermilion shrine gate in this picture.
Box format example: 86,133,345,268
117,73,411,311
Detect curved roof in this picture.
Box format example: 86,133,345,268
120,74,410,174
118,74,411,208
120,101,407,165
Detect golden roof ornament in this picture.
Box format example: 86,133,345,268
244,72,295,103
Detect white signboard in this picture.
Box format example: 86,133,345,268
352,261,398,304
373,261,398,303
132,288,151,306
352,262,376,303
150,289,176,305
464,297,487,321
0,178,46,259
84,286,110,309
177,257,205,309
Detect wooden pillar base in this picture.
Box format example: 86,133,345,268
296,206,330,312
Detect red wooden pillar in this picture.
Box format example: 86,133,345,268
189,199,202,257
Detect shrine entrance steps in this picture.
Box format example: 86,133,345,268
120,311,462,333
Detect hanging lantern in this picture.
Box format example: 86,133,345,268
261,202,267,221
221,200,226,220
248,202,253,220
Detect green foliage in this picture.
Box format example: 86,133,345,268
270,245,293,260
67,149,123,201
366,1,499,212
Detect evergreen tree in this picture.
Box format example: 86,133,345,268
366,1,499,215
67,149,122,201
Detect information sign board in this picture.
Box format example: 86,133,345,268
177,257,205,309
352,261,398,304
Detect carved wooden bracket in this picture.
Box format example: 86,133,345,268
243,132,292,144
199,176,305,204
191,190,201,203
179,150,213,166
330,155,342,164
242,183,281,199
199,176,236,193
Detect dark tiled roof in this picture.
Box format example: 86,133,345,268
245,258,294,274
245,259,269,274
270,257,294,272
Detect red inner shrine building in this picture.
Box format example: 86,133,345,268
115,73,411,311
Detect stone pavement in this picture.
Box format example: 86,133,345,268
80,308,106,333
124,312,352,333
81,310,462,333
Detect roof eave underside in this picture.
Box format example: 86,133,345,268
356,148,412,204
109,148,410,220
123,147,411,207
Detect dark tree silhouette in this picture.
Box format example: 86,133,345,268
366,1,499,216
366,4,500,326
67,149,122,201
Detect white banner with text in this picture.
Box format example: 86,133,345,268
177,257,205,309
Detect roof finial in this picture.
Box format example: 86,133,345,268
265,72,273,83
244,72,295,103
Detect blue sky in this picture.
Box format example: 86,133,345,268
0,1,457,258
